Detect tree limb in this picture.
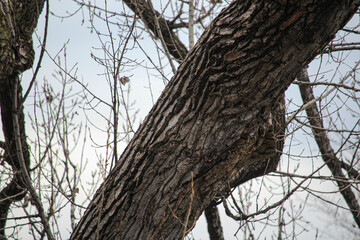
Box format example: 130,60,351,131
123,0,188,62
297,67,360,228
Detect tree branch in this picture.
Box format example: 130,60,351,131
297,67,360,228
12,77,55,240
0,0,46,237
204,206,225,240
123,0,188,62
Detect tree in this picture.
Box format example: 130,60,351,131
0,1,53,239
1,0,360,239
69,1,359,239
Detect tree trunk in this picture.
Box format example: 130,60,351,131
121,2,286,237
70,1,360,239
0,0,45,237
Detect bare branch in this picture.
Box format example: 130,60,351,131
22,0,50,103
122,0,188,62
297,67,360,228
292,80,360,92
12,77,54,240
286,61,360,125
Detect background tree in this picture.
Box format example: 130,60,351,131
1,0,360,239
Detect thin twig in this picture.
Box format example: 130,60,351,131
13,77,55,240
148,0,177,73
292,80,360,92
286,60,360,124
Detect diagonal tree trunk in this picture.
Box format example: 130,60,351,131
70,1,360,239
122,1,286,237
297,67,360,227
122,2,230,237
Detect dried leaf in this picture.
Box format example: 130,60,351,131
120,76,130,85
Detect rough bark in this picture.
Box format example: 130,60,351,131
297,68,360,228
71,1,360,239
217,94,285,196
122,2,286,236
122,3,229,237
125,0,286,192
0,0,45,237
